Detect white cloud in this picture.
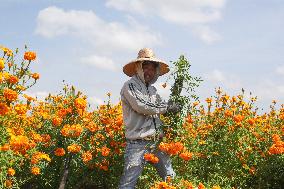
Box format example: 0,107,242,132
80,55,117,71
89,96,104,105
106,0,225,25
35,6,161,53
192,25,221,44
276,65,284,75
204,69,242,89
106,0,225,44
252,80,284,102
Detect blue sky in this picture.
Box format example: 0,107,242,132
1,0,284,111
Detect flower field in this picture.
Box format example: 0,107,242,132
0,46,283,189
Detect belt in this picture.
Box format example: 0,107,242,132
128,135,162,142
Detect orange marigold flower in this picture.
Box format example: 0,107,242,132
52,116,62,126
268,134,284,155
233,114,244,123
198,182,206,189
82,151,93,163
170,142,184,155
31,166,40,175
8,75,19,84
61,124,83,138
54,148,65,156
224,109,233,117
159,142,169,153
85,123,99,132
179,152,193,161
24,51,36,61
41,134,51,143
101,146,111,157
67,144,81,153
9,135,30,152
249,166,256,175
185,114,193,124
0,144,10,151
32,73,40,80
4,88,18,101
7,168,15,176
247,118,255,125
144,153,159,164
0,103,10,115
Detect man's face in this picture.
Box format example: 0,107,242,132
142,61,157,84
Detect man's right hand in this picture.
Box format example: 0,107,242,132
166,99,181,114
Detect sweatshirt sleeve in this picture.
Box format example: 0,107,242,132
122,82,168,115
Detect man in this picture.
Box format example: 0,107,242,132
119,48,179,189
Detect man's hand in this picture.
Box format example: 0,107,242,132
166,99,181,114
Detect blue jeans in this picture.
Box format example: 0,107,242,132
118,140,176,189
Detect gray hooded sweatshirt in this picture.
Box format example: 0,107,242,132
120,62,168,140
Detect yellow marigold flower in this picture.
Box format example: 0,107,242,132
32,73,40,80
24,51,36,61
14,104,27,115
9,135,30,152
15,85,26,91
3,88,18,101
82,151,93,163
3,71,10,80
0,103,10,115
31,132,43,143
7,168,15,176
31,166,40,175
74,98,87,110
4,179,12,188
212,185,221,189
67,144,81,153
205,98,212,104
1,46,13,56
31,152,51,164
193,101,199,107
0,58,4,70
54,148,65,156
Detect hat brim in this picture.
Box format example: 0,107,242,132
123,58,169,77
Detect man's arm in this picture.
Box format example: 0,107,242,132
122,82,168,115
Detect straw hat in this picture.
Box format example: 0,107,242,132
123,48,169,77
